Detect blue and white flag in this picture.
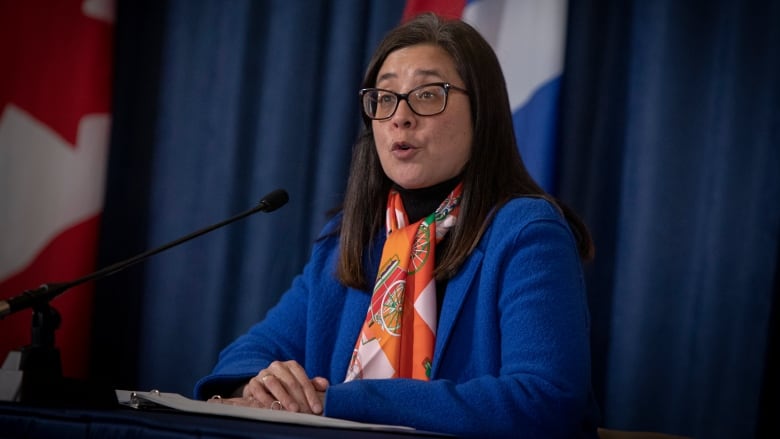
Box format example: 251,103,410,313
404,0,568,192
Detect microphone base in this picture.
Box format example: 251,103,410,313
1,349,117,408
1,303,116,407
0,351,23,402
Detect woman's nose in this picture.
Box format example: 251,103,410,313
391,99,416,128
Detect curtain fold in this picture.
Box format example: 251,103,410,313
91,0,405,396
559,1,779,438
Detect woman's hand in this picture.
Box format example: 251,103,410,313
207,360,329,415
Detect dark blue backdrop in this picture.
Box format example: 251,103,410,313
90,1,779,439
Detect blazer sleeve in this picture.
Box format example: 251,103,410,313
192,224,338,400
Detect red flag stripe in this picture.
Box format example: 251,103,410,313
402,0,466,22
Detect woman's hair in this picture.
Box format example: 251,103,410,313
337,13,593,289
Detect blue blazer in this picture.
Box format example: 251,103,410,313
195,197,600,438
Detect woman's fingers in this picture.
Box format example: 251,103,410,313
243,361,327,414
243,373,282,409
276,361,325,414
265,360,321,414
311,376,330,392
256,371,301,412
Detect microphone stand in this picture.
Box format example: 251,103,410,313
0,189,288,406
1,298,89,406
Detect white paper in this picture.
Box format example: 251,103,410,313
116,389,417,432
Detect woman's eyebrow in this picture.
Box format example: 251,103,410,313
376,69,444,85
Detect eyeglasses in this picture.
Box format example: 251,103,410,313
359,82,469,120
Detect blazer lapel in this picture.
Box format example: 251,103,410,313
431,247,483,377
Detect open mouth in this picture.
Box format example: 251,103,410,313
392,142,414,151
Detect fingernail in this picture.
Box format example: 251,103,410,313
313,403,322,413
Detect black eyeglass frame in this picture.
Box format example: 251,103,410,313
359,82,469,120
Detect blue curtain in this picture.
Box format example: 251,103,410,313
558,1,779,438
91,0,405,395
90,1,779,439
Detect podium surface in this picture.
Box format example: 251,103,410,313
0,401,451,439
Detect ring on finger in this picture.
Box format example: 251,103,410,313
270,400,283,410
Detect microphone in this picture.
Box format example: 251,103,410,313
257,188,289,212
0,188,289,319
0,188,288,405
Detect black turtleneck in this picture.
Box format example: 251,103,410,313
392,175,461,315
393,175,462,224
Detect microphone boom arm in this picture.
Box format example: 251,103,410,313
0,189,288,319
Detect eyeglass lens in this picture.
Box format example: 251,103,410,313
363,84,449,119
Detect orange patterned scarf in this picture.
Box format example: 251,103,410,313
345,183,463,381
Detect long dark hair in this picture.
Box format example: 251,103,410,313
337,13,593,289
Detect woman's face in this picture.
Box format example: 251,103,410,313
372,44,473,189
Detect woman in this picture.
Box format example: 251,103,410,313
195,13,600,438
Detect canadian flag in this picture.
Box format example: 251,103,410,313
0,0,114,379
